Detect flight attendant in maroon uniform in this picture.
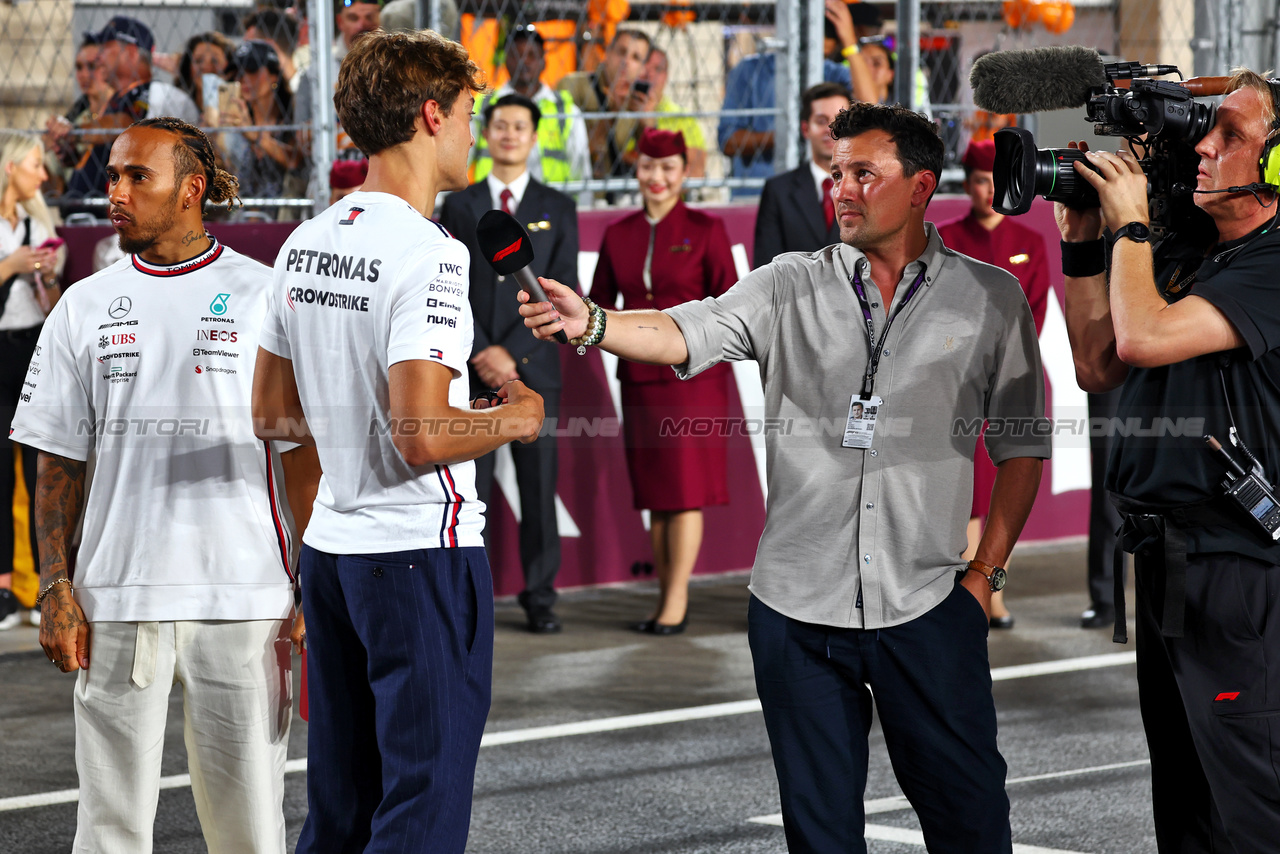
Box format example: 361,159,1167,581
939,139,1050,629
591,128,737,634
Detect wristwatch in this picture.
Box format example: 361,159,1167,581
966,559,1007,592
1110,221,1151,247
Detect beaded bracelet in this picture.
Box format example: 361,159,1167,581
570,297,607,355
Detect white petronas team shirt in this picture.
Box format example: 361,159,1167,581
11,238,295,622
259,191,485,553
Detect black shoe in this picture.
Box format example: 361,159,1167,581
0,589,19,631
631,614,688,635
1080,606,1114,629
989,614,1015,630
525,607,562,634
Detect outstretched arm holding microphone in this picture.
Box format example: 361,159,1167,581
517,278,690,366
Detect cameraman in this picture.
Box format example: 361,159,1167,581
1059,69,1280,852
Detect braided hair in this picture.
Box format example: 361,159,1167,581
133,117,241,212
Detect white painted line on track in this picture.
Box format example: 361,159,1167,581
746,757,1153,841
0,651,1140,814
746,818,1088,853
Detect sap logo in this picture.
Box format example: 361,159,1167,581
111,333,136,345
439,262,463,276
197,329,239,343
427,314,457,328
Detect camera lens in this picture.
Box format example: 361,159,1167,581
1034,149,1101,210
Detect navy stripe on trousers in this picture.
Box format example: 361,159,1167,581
297,545,493,854
748,575,1011,854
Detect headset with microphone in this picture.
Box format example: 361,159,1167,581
1175,79,1280,204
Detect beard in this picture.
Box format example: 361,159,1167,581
116,186,182,255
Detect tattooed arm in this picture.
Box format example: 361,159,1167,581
35,452,88,672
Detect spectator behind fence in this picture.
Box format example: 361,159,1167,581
857,35,933,116
622,47,707,178
471,26,589,186
519,102,1049,851
44,36,112,197
589,129,737,635
0,133,65,631
295,0,380,154
175,32,233,120
441,92,580,635
220,40,302,209
327,157,367,205
938,139,1048,631
380,0,460,39
13,116,316,853
752,82,852,268
559,28,651,182
243,9,301,93
49,17,198,204
718,1,878,197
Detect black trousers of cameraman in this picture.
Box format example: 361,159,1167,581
1134,549,1280,853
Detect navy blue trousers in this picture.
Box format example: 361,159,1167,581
296,545,493,854
749,577,1011,854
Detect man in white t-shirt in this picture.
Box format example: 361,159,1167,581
252,30,544,853
13,117,316,854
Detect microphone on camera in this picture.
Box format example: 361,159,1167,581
475,209,569,344
970,46,1107,114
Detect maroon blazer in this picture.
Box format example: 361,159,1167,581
591,201,738,384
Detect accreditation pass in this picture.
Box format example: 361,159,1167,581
842,395,883,449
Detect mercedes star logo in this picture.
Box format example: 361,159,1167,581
108,297,132,319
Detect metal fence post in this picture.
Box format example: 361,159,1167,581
896,0,919,111
775,0,801,173
311,0,337,213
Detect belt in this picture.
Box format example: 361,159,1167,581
0,324,41,342
1108,494,1236,643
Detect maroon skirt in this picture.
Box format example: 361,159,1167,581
620,369,731,512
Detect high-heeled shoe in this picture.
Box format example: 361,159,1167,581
630,614,688,635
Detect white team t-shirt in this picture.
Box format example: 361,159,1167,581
260,191,486,553
10,238,295,622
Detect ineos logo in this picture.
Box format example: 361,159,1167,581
108,297,132,319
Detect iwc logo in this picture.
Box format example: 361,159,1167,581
108,296,132,319
209,293,231,316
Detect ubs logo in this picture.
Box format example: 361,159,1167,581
209,293,231,316
108,296,132,319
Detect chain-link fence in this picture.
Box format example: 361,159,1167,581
1,0,1272,220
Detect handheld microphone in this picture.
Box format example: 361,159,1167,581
475,209,569,344
970,46,1106,114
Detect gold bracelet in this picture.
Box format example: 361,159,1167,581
35,577,71,606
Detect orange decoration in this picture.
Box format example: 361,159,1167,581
1002,0,1075,33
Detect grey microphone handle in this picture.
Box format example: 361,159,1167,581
513,267,569,344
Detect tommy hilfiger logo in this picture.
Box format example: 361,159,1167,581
339,207,366,225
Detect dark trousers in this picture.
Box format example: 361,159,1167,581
1134,550,1280,853
1087,389,1123,610
296,545,493,854
1,328,40,578
748,578,1011,854
473,388,560,612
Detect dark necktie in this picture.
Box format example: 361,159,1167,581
822,177,835,231
500,188,515,215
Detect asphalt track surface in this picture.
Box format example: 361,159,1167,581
0,542,1158,853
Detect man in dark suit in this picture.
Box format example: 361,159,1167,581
440,93,579,633
752,82,852,268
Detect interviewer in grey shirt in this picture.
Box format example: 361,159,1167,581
520,102,1050,853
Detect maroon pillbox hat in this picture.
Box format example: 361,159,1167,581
961,139,996,173
637,128,686,159
329,159,369,190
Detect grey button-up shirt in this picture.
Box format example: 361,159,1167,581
665,224,1051,629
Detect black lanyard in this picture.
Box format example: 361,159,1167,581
850,262,927,397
